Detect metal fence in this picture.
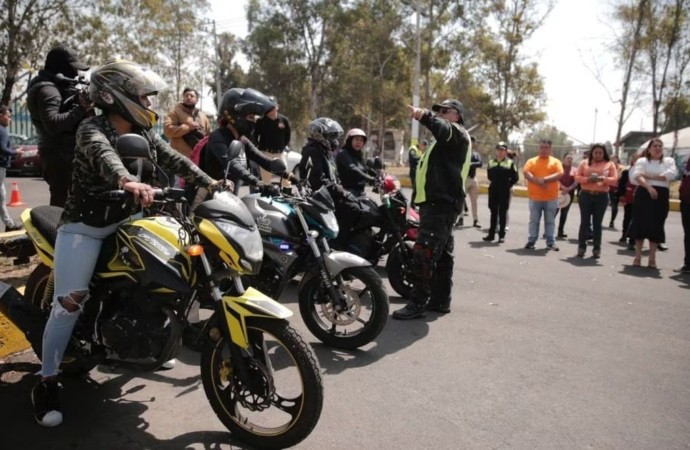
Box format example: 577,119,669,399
6,100,164,139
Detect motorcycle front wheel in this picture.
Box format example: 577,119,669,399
200,317,323,450
299,266,389,350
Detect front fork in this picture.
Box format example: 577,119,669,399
199,252,257,384
294,206,348,312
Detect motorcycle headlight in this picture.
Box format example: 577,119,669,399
322,211,339,236
214,221,263,261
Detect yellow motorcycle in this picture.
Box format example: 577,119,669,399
0,135,323,449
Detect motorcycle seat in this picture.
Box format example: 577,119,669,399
30,206,64,246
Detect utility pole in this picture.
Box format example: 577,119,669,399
411,1,421,147
212,20,222,109
592,107,598,144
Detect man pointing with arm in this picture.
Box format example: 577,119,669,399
393,99,471,320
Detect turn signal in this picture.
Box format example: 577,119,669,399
187,245,204,256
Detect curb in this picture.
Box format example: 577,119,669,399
0,286,30,359
398,177,682,212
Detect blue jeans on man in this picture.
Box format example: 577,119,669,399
527,199,558,246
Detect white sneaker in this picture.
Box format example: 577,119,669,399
160,359,176,370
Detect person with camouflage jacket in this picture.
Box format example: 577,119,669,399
31,60,220,428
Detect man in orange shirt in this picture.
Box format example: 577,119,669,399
523,139,564,250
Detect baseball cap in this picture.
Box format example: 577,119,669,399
46,44,89,71
495,141,508,150
431,99,464,115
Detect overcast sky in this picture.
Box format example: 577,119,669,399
206,0,651,146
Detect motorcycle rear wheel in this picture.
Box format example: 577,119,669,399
24,263,97,376
385,242,414,299
299,266,389,350
200,317,323,450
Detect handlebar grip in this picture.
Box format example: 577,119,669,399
101,188,166,200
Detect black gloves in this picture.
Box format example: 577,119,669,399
257,181,280,197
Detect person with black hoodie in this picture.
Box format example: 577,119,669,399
336,128,374,197
27,44,92,207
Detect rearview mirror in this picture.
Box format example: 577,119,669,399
365,159,375,169
269,157,287,175
373,157,383,170
116,134,150,160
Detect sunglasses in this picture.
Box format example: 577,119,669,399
539,139,552,145
439,108,458,115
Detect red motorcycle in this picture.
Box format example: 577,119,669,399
330,158,419,298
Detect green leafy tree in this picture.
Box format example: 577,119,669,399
0,0,79,104
474,0,550,141
522,124,574,160
208,32,246,110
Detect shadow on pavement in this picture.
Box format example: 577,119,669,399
619,264,664,279
0,354,251,450
311,317,430,375
467,240,500,249
504,248,549,257
669,273,690,289
560,256,601,267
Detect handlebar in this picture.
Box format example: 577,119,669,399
96,187,186,202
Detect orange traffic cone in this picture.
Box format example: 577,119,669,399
7,182,26,207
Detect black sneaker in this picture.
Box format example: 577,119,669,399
32,378,63,427
618,236,627,243
426,303,451,314
547,243,560,251
658,244,668,251
524,242,536,250
498,237,505,243
556,234,567,240
676,265,690,274
5,223,24,232
482,235,495,242
392,303,426,320
473,220,481,228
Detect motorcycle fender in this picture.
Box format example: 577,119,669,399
323,251,371,275
221,287,293,350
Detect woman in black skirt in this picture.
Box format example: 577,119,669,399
629,138,678,268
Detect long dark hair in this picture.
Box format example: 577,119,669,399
588,143,610,165
643,138,664,161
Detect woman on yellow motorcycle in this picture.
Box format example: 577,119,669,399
32,60,222,427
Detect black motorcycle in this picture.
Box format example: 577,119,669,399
330,158,419,299
241,184,390,350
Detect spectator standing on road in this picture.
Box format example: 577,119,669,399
574,143,619,258
608,155,623,229
163,88,211,159
629,138,677,269
556,153,577,239
618,153,641,250
505,149,518,231
408,139,427,209
393,99,470,320
254,97,291,187
482,142,518,243
0,105,25,231
26,44,92,207
464,135,482,228
522,139,564,251
678,155,690,273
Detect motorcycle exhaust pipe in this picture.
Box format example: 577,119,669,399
0,282,47,351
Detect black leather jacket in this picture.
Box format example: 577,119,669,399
335,146,374,192
26,70,88,163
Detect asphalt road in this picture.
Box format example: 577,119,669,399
1,175,689,450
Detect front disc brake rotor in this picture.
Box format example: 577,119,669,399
320,284,361,326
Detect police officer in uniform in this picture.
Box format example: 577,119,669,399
408,139,427,209
393,99,471,320
482,142,519,243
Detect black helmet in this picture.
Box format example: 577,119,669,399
308,117,344,151
90,60,167,130
220,88,275,136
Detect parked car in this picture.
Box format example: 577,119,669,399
8,135,41,176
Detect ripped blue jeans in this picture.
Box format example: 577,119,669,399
41,215,141,377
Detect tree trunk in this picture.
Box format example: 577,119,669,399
615,0,648,156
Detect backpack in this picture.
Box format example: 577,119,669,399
179,135,210,188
